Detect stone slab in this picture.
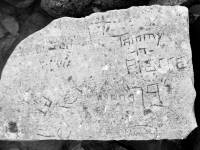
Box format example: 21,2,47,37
0,5,197,140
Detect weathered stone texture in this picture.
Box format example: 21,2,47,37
0,5,197,140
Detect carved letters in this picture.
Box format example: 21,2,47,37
118,32,163,47
125,56,187,76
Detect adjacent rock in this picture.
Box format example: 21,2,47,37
81,141,127,150
40,0,150,18
0,0,17,17
5,0,35,8
40,0,93,18
149,0,189,5
189,4,200,15
92,0,149,12
0,140,63,150
0,141,128,150
0,5,197,140
0,34,17,63
12,12,52,45
1,16,19,36
0,23,8,39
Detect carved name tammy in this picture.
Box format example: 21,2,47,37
0,6,197,140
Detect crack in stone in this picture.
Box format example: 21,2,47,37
85,18,95,52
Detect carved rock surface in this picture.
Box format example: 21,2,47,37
0,5,197,140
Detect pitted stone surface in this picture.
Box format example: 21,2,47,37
0,5,197,140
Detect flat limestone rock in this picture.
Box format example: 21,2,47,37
0,5,197,140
